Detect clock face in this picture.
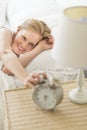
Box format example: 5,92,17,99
32,85,57,110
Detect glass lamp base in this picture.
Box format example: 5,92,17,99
69,87,87,104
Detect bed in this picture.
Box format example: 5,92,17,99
0,0,78,89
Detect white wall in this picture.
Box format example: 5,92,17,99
0,0,87,26
0,0,7,26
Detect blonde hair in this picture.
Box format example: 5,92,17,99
19,19,51,39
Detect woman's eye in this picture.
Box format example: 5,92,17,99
29,42,34,47
23,36,26,41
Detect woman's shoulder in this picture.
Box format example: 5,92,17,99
0,27,14,36
0,27,14,44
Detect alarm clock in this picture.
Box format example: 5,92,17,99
32,75,64,110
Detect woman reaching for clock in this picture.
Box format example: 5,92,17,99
0,19,54,87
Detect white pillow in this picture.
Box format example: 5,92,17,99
6,0,59,30
25,50,57,72
0,0,7,26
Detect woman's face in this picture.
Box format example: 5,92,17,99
12,28,42,55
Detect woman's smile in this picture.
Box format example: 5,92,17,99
17,43,26,53
13,43,26,54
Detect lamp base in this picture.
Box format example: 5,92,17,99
69,87,87,104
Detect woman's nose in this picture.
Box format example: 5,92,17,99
21,42,28,49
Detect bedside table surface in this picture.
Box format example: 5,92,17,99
1,80,87,130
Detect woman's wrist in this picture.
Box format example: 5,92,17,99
34,45,44,53
20,73,29,83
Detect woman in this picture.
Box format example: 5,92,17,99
0,19,54,87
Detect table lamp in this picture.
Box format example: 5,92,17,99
52,6,87,104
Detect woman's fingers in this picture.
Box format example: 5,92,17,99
24,72,47,87
47,35,54,43
38,72,47,81
29,75,41,85
1,65,13,76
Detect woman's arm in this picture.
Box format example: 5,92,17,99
0,28,48,86
1,35,54,75
0,28,12,53
0,28,29,82
18,35,54,67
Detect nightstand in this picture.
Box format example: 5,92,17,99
1,80,87,130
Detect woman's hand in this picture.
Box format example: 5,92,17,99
1,65,14,76
23,72,47,88
36,35,54,51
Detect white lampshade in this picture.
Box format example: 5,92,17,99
52,6,87,104
52,6,87,69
